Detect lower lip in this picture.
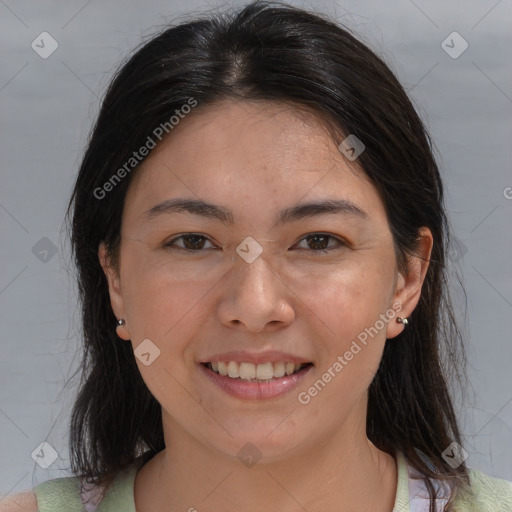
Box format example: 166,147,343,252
200,363,313,400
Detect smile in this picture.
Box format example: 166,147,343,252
200,361,314,399
206,361,309,382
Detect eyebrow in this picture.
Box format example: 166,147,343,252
143,197,368,225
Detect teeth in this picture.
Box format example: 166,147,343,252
256,362,274,380
208,361,305,380
227,361,239,378
285,362,295,375
218,361,228,376
273,362,285,378
239,362,256,380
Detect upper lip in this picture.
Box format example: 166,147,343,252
200,350,313,365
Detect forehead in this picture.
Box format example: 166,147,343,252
124,100,385,226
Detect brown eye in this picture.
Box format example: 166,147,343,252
294,233,345,253
165,234,215,251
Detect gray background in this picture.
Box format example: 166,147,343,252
1,0,511,497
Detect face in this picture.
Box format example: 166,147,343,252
100,100,430,462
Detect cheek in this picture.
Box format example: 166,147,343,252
294,256,396,342
120,250,220,350
119,257,216,404
298,258,396,406
298,270,393,416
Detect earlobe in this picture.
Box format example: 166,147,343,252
386,228,433,339
115,318,130,341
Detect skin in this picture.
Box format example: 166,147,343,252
98,100,433,512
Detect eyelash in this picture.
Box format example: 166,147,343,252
163,233,346,254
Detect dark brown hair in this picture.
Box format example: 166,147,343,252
66,2,471,510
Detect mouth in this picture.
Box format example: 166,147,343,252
199,360,314,399
202,361,312,382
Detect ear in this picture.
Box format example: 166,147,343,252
386,227,433,339
98,241,130,340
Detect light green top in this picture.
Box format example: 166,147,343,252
33,451,512,511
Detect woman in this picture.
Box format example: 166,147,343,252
4,1,511,511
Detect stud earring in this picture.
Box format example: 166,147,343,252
115,318,128,339
396,317,408,325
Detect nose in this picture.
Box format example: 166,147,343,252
216,253,295,332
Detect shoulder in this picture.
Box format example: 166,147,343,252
452,468,512,511
1,475,103,512
0,477,101,512
24,475,89,512
16,461,141,512
0,491,38,512
1,474,108,512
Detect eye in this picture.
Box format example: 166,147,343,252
164,233,345,253
164,234,217,251
293,233,346,253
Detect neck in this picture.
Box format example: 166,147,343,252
134,411,397,512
